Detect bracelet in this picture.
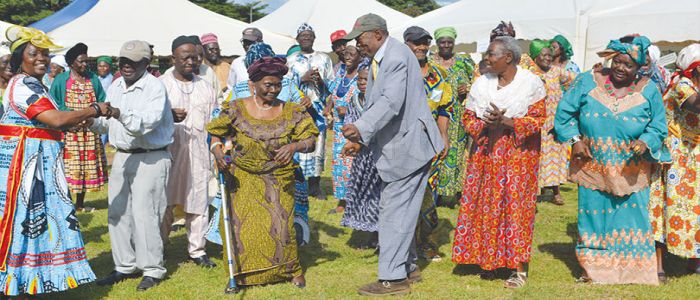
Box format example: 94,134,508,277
90,103,101,117
567,135,581,146
210,142,223,153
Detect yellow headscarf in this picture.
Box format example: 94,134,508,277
5,26,62,52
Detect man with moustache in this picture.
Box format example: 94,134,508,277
92,40,175,291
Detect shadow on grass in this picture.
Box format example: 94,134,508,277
299,220,341,272
538,222,581,277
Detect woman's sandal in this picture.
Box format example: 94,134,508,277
658,272,668,284
291,275,306,289
552,195,565,206
575,275,592,284
504,271,527,289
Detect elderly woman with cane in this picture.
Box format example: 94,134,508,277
208,56,318,290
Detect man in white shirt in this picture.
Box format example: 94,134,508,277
227,27,263,87
92,40,175,292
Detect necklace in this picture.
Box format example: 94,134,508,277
604,76,636,113
253,91,273,111
173,73,194,95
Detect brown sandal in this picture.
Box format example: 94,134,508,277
291,274,306,288
552,195,564,206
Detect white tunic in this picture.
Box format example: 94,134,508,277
161,72,218,215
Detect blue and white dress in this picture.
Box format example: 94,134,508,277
0,74,95,296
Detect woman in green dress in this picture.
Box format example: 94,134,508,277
430,27,476,206
207,57,318,289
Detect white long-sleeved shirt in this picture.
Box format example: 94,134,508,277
92,71,174,150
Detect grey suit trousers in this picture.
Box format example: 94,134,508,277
108,151,171,279
378,162,431,280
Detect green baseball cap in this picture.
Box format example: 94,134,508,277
343,13,387,40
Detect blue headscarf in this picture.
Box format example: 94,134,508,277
244,42,275,68
597,35,650,66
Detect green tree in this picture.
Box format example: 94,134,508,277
0,0,70,26
378,0,441,17
189,0,267,23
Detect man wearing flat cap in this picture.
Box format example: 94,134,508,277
92,40,175,292
227,27,263,87
341,14,444,296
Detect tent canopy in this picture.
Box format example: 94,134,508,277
46,0,295,56
29,0,99,33
0,20,17,55
253,0,412,52
583,0,700,68
388,0,700,69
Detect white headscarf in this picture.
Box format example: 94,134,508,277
676,43,700,75
465,66,546,119
50,54,68,70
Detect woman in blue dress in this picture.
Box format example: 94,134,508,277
554,35,670,285
328,46,363,214
0,26,113,296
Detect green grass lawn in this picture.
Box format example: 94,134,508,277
42,149,700,299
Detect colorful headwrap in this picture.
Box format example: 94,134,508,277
434,27,457,41
96,56,113,66
245,42,275,68
200,33,218,46
248,56,288,82
5,25,61,52
286,44,302,57
597,35,650,66
529,39,551,59
490,21,515,41
551,35,573,59
675,43,700,79
296,23,314,36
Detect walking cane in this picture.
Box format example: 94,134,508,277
219,170,240,294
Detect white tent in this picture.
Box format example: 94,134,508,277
253,0,412,52
390,0,579,48
582,0,700,68
0,20,16,55
46,0,295,56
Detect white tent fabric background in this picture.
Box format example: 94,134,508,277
388,0,699,69
582,0,700,69
0,20,16,55
46,0,295,56
252,0,412,52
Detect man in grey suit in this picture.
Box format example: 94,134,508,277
342,13,444,296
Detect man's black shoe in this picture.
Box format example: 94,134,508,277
96,271,140,286
190,255,217,268
136,276,162,291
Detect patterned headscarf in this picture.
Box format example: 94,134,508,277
490,21,515,42
434,27,457,41
676,43,700,79
296,23,314,37
529,39,551,59
245,42,275,68
551,35,573,59
597,35,650,66
248,56,288,82
5,25,61,52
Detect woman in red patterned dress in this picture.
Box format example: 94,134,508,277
451,36,546,289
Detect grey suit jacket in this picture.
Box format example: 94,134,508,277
353,37,444,182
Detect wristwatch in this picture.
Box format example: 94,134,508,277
567,135,581,146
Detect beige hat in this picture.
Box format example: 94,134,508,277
119,40,151,62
